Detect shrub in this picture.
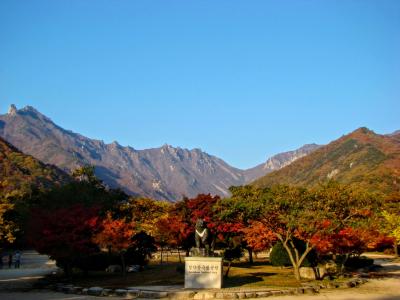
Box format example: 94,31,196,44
125,231,157,266
74,252,121,271
345,256,374,269
269,239,317,267
270,242,291,266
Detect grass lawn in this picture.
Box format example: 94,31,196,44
51,257,304,289
224,262,302,289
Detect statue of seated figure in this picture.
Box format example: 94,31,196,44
193,218,215,257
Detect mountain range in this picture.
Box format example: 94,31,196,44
0,105,318,200
253,127,400,195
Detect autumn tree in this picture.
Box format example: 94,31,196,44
187,194,220,225
119,197,170,237
381,211,400,257
217,186,266,263
154,214,191,262
150,194,221,261
164,197,200,256
380,193,400,256
93,212,136,275
0,196,17,244
256,182,378,280
154,216,174,264
241,221,276,253
28,204,100,276
72,165,102,188
126,231,157,267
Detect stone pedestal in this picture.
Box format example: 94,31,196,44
184,257,223,289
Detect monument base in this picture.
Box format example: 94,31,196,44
184,256,223,289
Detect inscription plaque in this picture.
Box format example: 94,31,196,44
184,257,223,289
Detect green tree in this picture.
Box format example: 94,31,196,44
257,183,377,280
217,186,265,263
72,165,102,188
380,193,400,256
381,210,400,257
0,197,17,244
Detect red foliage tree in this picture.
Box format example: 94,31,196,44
28,204,100,276
187,194,220,226
159,215,191,246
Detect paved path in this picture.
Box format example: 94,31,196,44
0,251,57,291
1,278,399,300
0,291,108,300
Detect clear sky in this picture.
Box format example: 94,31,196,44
0,0,399,169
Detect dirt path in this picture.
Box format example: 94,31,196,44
266,254,400,300
264,278,400,300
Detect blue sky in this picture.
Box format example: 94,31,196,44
0,0,399,169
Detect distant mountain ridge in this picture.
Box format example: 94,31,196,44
0,105,321,200
253,127,400,195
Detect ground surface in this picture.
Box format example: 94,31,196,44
268,279,400,300
0,251,399,299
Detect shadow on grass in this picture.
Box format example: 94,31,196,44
229,261,272,268
45,263,185,288
224,275,264,287
249,272,277,277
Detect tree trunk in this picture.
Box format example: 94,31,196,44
63,262,72,279
120,252,126,276
281,237,314,281
281,241,299,280
247,248,253,264
224,261,232,278
178,248,182,263
394,240,398,257
293,264,301,281
340,253,349,274
160,247,163,264
83,263,89,277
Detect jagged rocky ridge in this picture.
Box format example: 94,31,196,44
0,105,319,200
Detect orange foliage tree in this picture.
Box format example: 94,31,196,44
242,221,276,253
93,212,136,274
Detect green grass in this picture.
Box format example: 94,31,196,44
224,262,302,289
51,258,304,289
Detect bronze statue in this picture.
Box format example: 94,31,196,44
193,219,215,256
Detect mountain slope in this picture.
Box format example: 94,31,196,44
0,136,71,195
253,127,400,194
0,105,245,200
244,144,320,182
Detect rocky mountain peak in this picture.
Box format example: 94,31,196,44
8,104,17,115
